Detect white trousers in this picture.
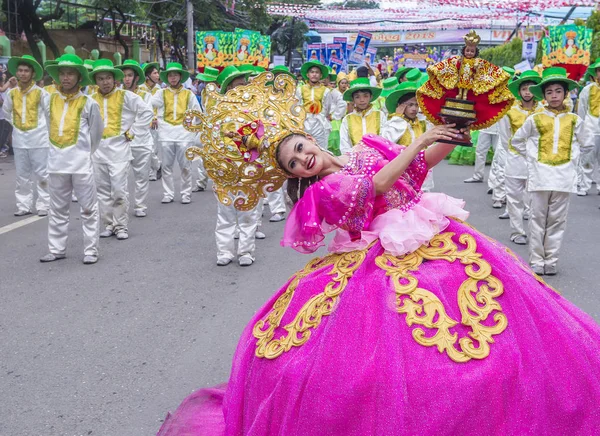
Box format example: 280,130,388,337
161,142,192,201
215,195,261,261
192,157,209,190
421,170,435,193
528,191,570,269
48,172,99,256
94,161,130,233
14,147,50,213
266,188,287,214
149,130,162,179
488,142,506,202
472,132,497,181
505,177,530,238
578,135,600,192
304,116,331,150
131,146,152,212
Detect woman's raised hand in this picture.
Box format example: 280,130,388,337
415,124,461,149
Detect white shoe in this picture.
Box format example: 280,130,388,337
14,210,32,217
134,210,147,218
492,201,503,209
464,177,483,183
149,175,157,181
269,213,285,222
523,213,530,220
255,230,266,239
238,255,254,266
161,197,173,204
116,230,129,240
192,185,205,192
83,255,98,264
511,234,527,245
40,253,66,263
544,265,557,276
498,211,509,219
38,210,48,217
577,190,588,196
181,197,191,204
531,265,544,276
217,258,232,266
100,229,113,238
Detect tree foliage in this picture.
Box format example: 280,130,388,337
479,38,523,68
269,17,308,57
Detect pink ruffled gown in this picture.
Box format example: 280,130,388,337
158,134,600,435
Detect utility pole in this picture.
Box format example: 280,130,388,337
186,0,195,70
286,16,296,67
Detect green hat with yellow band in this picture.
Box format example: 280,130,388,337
380,77,400,98
385,81,419,114
142,62,160,76
8,55,43,81
300,60,328,82
116,59,145,85
196,66,219,82
217,65,251,94
83,59,94,71
159,62,190,84
89,59,124,82
508,70,542,100
46,54,91,87
343,77,382,102
529,67,579,101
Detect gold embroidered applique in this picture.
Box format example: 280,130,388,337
12,86,41,132
93,89,125,138
534,113,577,166
49,93,87,149
348,110,381,145
375,232,507,363
253,249,368,359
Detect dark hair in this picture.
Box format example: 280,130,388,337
352,89,372,99
274,133,319,204
356,66,369,78
145,66,158,77
16,62,34,73
123,67,139,83
397,92,416,106
541,81,568,95
461,46,480,57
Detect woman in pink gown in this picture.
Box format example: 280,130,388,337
158,126,600,435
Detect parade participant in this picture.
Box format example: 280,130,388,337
140,62,162,181
339,78,386,154
394,66,412,83
512,67,589,275
210,65,262,266
576,57,600,196
382,81,434,192
296,60,332,149
151,62,201,204
159,75,600,434
89,59,153,239
83,60,98,95
43,60,58,94
40,54,103,264
3,55,50,216
116,59,154,218
327,71,348,156
497,70,542,244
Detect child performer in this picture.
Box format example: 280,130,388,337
296,61,332,149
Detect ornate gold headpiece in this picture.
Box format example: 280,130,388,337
183,71,305,211
464,30,481,47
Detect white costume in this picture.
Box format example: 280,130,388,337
497,102,541,240
381,114,435,192
140,82,162,180
339,106,387,154
469,124,499,183
152,86,201,203
328,88,347,122
512,106,591,271
45,89,103,257
576,82,600,193
296,83,332,149
3,83,50,214
130,87,155,215
192,87,212,192
91,88,153,235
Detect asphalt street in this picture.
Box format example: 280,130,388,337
1,154,599,436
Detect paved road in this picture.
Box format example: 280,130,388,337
1,155,599,436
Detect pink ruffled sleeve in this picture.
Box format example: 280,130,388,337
362,134,429,191
281,173,376,254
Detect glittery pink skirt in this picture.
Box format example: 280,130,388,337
158,219,600,435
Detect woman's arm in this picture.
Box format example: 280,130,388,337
373,125,459,195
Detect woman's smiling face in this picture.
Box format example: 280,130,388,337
276,134,324,178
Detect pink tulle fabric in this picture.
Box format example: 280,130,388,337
157,134,600,436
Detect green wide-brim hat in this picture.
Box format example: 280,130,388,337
394,66,411,80
343,78,382,102
217,65,251,93
142,62,160,75
270,65,294,78
116,60,145,85
43,59,58,69
197,66,219,82
8,55,43,81
90,59,125,82
160,62,190,84
585,57,600,81
46,54,91,87
405,68,422,82
502,66,516,78
508,70,542,99
530,67,579,100
83,60,94,71
381,77,400,97
300,61,329,82
385,81,419,114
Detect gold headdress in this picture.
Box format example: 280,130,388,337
204,35,216,44
183,71,305,211
464,30,481,47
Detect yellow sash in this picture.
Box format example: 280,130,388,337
92,89,125,139
534,112,577,166
49,93,87,149
12,85,41,132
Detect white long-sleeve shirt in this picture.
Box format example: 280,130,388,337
3,83,49,149
577,82,600,137
511,106,591,193
46,90,103,174
91,88,154,164
328,88,347,121
130,88,154,148
152,86,201,143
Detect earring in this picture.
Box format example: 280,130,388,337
297,177,302,200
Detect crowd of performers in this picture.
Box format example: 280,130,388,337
3,44,599,276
